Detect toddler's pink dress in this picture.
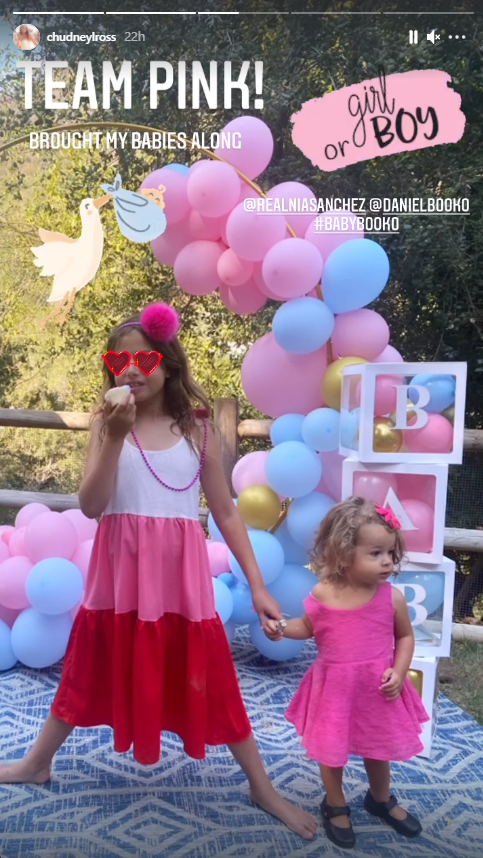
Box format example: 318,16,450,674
51,425,251,764
285,584,430,767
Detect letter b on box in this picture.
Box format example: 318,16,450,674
339,362,467,464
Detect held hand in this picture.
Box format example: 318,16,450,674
380,668,404,700
251,587,283,633
104,392,136,441
264,619,284,642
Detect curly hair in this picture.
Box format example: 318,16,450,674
92,313,211,452
310,496,406,582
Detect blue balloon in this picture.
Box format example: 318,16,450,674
218,572,236,588
389,571,445,620
0,620,17,671
250,622,306,662
212,577,233,624
409,374,456,413
322,239,390,314
302,408,340,452
224,617,236,644
231,583,257,624
340,408,361,449
26,558,84,616
287,492,335,550
229,530,284,587
270,413,305,445
165,163,189,175
273,519,309,566
267,565,318,618
272,297,335,354
266,441,322,498
11,609,73,669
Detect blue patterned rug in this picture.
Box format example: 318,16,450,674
0,628,482,858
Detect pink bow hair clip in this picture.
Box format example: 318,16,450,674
374,505,401,530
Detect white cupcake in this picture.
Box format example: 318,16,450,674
105,385,130,405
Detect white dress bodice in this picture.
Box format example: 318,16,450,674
103,435,201,520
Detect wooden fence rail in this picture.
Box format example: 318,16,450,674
1,402,482,552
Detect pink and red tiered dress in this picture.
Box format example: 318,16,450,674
51,427,251,764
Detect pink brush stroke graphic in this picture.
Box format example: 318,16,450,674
291,69,465,172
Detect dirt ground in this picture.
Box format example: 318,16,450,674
438,641,483,725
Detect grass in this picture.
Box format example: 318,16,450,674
439,641,483,725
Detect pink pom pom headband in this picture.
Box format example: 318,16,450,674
374,505,401,530
118,302,180,342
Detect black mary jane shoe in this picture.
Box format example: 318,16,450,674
321,796,356,849
363,789,422,837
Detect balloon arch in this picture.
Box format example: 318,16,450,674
0,118,455,671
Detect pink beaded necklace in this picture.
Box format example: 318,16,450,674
130,418,208,492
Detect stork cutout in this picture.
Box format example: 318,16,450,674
33,174,168,328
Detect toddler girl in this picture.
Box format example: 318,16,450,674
0,303,316,841
265,496,429,849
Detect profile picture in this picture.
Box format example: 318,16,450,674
13,24,40,51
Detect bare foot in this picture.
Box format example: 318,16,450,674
0,760,50,785
250,785,317,840
389,804,408,821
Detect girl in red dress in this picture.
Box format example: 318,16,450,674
0,303,316,841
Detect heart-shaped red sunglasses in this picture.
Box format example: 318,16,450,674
102,351,163,377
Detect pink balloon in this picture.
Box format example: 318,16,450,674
232,451,270,495
24,512,77,563
187,161,241,217
71,539,94,584
226,202,287,262
319,450,345,501
399,500,434,553
404,414,454,454
332,310,390,361
219,116,274,180
0,526,15,546
373,375,402,416
353,472,398,505
62,510,98,544
217,249,253,287
206,541,230,577
15,503,51,530
238,183,261,203
242,333,328,418
151,215,192,267
305,209,364,261
0,556,33,609
9,527,29,558
0,541,9,564
267,182,317,237
397,474,436,507
314,467,337,500
253,263,283,300
219,279,267,315
0,603,20,627
373,344,404,363
189,160,208,175
174,240,223,296
262,238,323,300
140,168,190,224
189,210,222,241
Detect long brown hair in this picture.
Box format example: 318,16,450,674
93,313,211,450
310,496,406,582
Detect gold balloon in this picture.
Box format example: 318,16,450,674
373,417,403,453
407,669,423,698
237,485,281,530
321,357,368,411
442,404,455,425
389,400,417,425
